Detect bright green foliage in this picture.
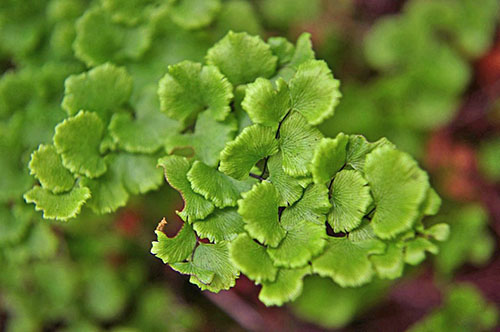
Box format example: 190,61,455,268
229,233,278,283
312,238,385,287
61,63,132,118
404,237,439,265
152,32,444,306
187,161,254,208
238,181,286,247
166,111,238,167
267,154,303,205
278,111,323,176
206,31,277,85
74,8,152,66
242,78,290,127
23,186,91,221
280,183,331,226
370,243,404,279
267,220,325,268
80,161,129,214
219,124,279,179
289,60,341,125
158,155,214,221
193,208,245,243
151,222,197,264
365,146,429,238
109,86,180,154
54,111,107,178
170,0,221,30
113,153,164,195
329,170,372,233
189,242,239,292
158,61,233,126
28,144,74,193
310,134,348,184
259,266,310,306
408,284,498,332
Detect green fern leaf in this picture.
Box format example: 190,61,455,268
237,181,286,247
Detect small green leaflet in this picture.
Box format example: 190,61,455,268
24,186,91,221
62,63,132,119
206,31,277,86
151,221,197,264
229,233,278,284
238,181,286,247
328,170,373,233
193,208,245,243
404,237,439,265
345,135,394,173
310,133,348,184
187,161,254,208
165,112,237,167
312,237,385,287
280,183,331,227
259,266,310,306
267,220,326,268
278,111,323,177
241,77,290,127
365,146,429,239
267,154,303,205
370,242,404,279
80,158,129,214
158,155,214,221
54,111,106,179
169,0,221,30
289,60,341,125
28,144,74,194
189,242,239,292
219,124,279,180
158,60,233,127
109,85,181,154
74,8,152,67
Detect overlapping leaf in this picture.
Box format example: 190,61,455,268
28,144,74,194
62,63,132,119
312,237,385,287
229,233,278,284
289,60,341,125
328,170,373,233
53,111,106,178
278,111,323,176
158,155,214,221
238,181,286,247
151,221,197,264
158,61,233,126
187,161,254,208
365,146,429,239
206,31,277,86
24,186,91,221
166,112,237,167
219,124,279,179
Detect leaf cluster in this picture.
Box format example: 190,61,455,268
21,0,265,221
151,31,448,306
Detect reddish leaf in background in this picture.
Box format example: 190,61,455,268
477,34,500,89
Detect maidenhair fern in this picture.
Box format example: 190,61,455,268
150,32,449,306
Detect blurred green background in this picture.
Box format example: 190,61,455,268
1,0,499,331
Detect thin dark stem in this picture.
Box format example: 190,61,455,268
249,172,265,181
328,163,347,199
260,157,269,177
275,109,291,139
